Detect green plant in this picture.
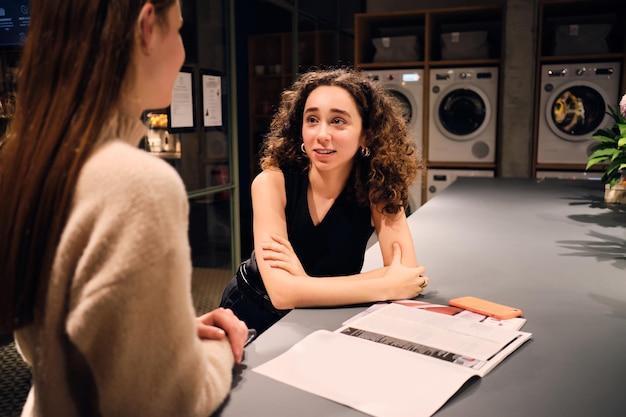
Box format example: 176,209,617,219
586,99,626,188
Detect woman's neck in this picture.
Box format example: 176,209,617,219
307,163,352,200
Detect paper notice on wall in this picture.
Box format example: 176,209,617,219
202,74,222,127
170,71,194,129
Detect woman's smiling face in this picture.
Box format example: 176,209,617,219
301,85,366,173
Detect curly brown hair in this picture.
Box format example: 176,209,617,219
259,68,423,214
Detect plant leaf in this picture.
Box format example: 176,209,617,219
589,148,618,158
586,157,609,169
591,129,616,140
586,104,626,184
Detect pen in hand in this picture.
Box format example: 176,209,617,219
245,328,257,346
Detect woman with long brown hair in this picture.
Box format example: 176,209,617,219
0,1,247,415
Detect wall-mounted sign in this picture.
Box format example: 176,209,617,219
201,70,223,128
169,66,195,133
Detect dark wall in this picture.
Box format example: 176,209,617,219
181,0,198,63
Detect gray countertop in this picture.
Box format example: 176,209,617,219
214,178,626,417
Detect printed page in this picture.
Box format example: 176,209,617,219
344,300,527,331
254,329,476,417
343,303,523,362
254,303,531,417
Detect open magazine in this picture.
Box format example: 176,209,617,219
254,302,532,417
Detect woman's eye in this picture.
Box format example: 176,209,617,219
331,118,345,125
306,116,318,124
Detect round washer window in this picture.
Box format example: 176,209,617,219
438,89,486,136
387,89,413,125
550,85,606,137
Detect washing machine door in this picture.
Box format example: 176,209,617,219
435,86,490,141
545,81,609,142
383,86,417,131
389,89,413,123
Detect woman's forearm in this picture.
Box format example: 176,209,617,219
268,272,395,309
266,256,425,310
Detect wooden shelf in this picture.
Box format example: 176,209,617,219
428,58,500,68
156,152,182,160
355,5,503,68
357,61,426,70
537,0,625,62
538,52,625,63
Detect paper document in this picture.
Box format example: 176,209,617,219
345,300,527,331
254,303,532,417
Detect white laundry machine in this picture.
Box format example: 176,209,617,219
405,175,422,215
428,67,499,163
367,68,424,212
537,62,621,165
426,168,494,201
535,170,602,180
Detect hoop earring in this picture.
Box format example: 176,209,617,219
360,146,371,157
301,143,306,154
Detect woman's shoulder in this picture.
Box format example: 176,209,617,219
252,167,285,188
251,168,290,204
78,140,186,204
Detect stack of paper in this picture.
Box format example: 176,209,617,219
254,302,532,417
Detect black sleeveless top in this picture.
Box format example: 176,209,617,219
283,168,373,276
230,168,374,318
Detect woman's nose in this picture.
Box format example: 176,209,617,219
316,123,331,141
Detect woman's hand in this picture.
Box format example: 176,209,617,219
384,242,429,299
196,308,249,363
260,233,307,276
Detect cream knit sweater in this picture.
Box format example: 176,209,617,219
15,115,234,416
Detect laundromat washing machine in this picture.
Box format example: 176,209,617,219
535,170,602,180
367,69,424,213
426,168,494,202
428,67,499,163
536,61,621,165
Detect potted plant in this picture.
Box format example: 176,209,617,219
586,94,626,204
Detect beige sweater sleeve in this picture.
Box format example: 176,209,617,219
60,141,234,416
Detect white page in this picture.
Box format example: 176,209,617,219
253,329,475,417
345,303,521,361
253,303,531,417
344,300,527,331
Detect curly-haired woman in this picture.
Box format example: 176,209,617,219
221,68,429,334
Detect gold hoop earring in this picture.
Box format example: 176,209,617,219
301,143,306,154
360,147,371,157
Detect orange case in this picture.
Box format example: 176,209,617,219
449,296,522,320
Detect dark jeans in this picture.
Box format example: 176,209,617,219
219,276,287,335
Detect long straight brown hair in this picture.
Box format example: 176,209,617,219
0,0,176,332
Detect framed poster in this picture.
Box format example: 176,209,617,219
168,66,195,133
201,69,223,128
